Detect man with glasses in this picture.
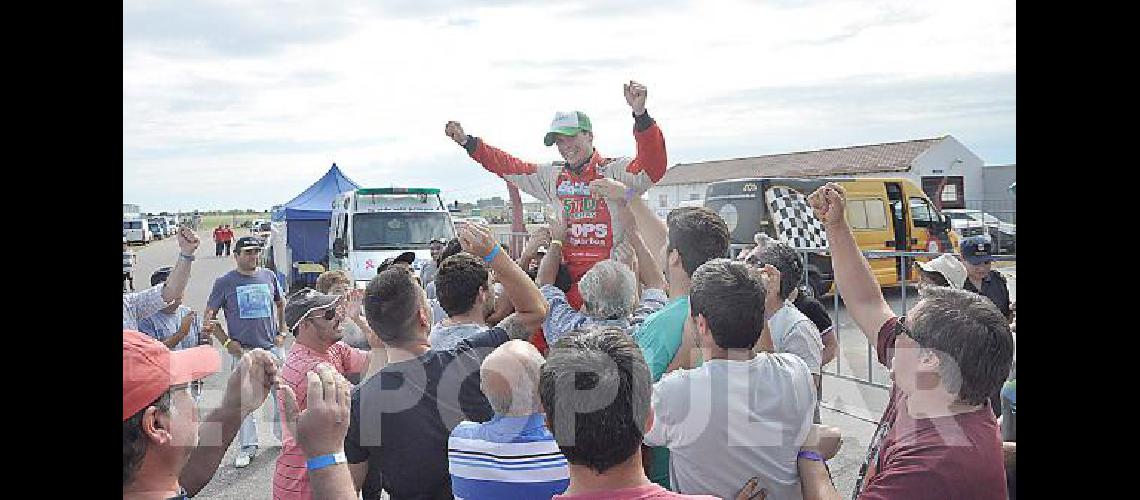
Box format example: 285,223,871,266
796,183,1014,500
204,235,287,468
122,330,281,498
274,288,386,500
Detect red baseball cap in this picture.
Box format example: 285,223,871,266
123,330,220,421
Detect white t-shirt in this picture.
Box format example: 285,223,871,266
769,302,823,375
644,353,816,500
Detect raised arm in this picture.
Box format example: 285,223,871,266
615,199,666,290
445,121,555,203
518,227,551,275
161,226,200,303
181,349,279,496
536,216,565,287
621,81,667,184
590,177,669,272
806,183,894,345
459,224,547,336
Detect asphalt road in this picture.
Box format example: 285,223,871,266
130,229,294,500
127,231,1015,499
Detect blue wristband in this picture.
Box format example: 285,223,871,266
483,244,501,263
306,451,347,471
797,450,824,462
623,187,637,203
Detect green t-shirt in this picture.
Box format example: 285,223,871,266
633,294,696,489
635,295,690,382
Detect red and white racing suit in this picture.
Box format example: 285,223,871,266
462,112,667,309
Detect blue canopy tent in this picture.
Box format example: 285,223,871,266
271,163,360,289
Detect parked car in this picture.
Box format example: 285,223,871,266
455,216,489,226
943,209,1016,254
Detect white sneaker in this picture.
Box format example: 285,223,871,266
234,452,251,468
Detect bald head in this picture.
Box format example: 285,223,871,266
480,340,545,416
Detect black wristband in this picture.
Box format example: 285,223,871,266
632,110,654,132
463,135,479,155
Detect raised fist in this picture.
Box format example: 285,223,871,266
444,121,467,145
624,80,647,116
806,182,848,229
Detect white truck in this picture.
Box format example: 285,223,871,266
123,218,153,244
328,187,457,289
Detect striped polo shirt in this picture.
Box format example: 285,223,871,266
448,413,569,500
273,341,368,500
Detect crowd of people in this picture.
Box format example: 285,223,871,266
123,81,1016,500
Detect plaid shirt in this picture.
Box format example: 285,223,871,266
123,284,169,331
541,285,668,346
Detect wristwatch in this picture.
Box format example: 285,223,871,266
179,253,196,262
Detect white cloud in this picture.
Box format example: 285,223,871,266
124,0,1015,212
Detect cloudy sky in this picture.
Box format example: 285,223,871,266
123,0,1015,213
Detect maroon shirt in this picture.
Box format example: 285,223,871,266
853,316,1007,500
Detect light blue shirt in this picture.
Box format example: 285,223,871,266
449,413,569,500
541,285,668,346
138,305,203,351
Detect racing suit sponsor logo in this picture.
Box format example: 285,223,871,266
562,197,600,220
568,222,609,247
557,180,592,196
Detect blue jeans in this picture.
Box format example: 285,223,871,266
228,345,283,451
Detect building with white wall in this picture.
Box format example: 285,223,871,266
646,135,985,218
980,164,1016,223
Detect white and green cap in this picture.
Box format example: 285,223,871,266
543,111,592,146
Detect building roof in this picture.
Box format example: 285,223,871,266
657,136,947,186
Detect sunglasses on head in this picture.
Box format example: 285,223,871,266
310,307,338,321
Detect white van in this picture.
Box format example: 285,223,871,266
329,187,457,288
123,218,153,244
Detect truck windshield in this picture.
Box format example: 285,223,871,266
352,212,454,250
124,220,143,230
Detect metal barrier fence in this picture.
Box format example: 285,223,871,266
789,247,1015,423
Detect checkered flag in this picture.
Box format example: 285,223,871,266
764,187,829,249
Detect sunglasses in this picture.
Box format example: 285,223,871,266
309,307,338,322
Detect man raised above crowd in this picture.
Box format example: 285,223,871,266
445,80,668,309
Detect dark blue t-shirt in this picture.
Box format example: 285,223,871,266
345,326,508,500
207,268,282,349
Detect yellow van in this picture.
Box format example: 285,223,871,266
703,177,959,296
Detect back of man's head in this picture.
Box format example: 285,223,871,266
315,269,351,294
910,286,1014,405
481,340,545,416
364,268,424,342
540,326,651,475
578,260,639,320
666,207,730,276
690,259,767,350
753,241,803,300
436,253,490,317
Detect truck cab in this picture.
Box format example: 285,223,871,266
329,187,457,288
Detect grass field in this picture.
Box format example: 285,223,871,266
195,213,270,230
